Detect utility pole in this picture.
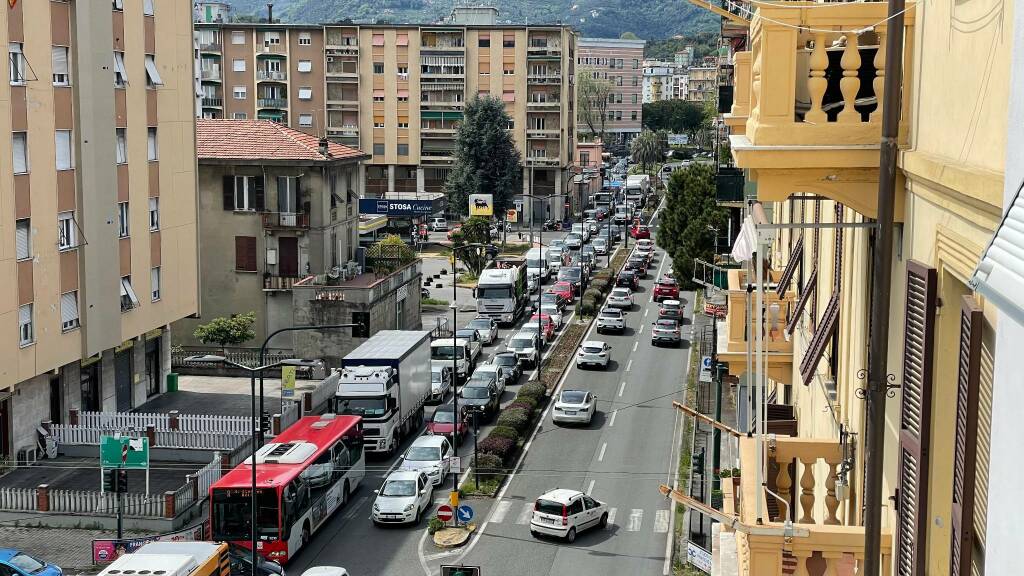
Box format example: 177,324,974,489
863,1,908,573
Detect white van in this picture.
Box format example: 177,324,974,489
525,247,551,281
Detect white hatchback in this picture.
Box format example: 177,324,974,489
530,489,608,542
398,435,452,486
372,469,434,526
576,341,611,370
552,389,597,425
607,287,634,309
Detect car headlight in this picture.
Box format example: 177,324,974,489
429,466,441,475
404,504,415,512
373,503,380,511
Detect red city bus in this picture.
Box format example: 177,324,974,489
210,414,365,563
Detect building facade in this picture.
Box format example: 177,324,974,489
576,38,645,145
0,0,199,457
194,8,577,223
641,60,675,103
686,64,716,102
174,119,366,352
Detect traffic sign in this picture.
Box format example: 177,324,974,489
281,366,296,398
457,504,474,522
100,436,149,469
699,355,713,383
701,356,713,370
436,504,454,522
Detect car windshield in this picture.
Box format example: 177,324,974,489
541,304,558,314
431,346,465,360
612,289,629,296
431,408,456,423
494,354,516,366
560,268,582,281
561,390,588,403
462,385,491,399
657,320,678,328
535,499,565,515
477,286,512,300
554,283,570,291
405,446,441,461
381,479,417,497
567,234,581,241
339,397,387,417
541,293,558,304
8,554,46,574
620,271,634,278
431,370,445,383
658,281,676,287
455,330,476,340
510,338,533,349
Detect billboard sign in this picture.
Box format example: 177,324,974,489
281,366,296,398
358,198,436,217
92,522,208,565
668,133,689,146
686,542,712,573
506,208,518,223
469,194,493,217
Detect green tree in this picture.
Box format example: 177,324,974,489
577,70,613,142
450,216,492,276
193,312,257,353
366,234,416,274
641,99,706,142
630,129,663,173
620,31,640,40
446,96,523,216
657,164,726,288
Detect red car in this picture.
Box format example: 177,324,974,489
631,224,651,240
426,403,468,444
549,281,574,303
530,313,556,341
653,278,680,302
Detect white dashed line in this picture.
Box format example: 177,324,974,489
491,500,512,524
618,381,626,397
598,442,607,461
654,509,670,533
586,480,595,496
515,502,534,525
632,341,639,352
625,359,633,372
638,324,644,335
627,509,644,531
606,507,617,528
609,409,618,427
644,308,649,318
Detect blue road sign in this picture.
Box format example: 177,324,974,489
457,504,474,522
701,356,713,370
358,198,437,217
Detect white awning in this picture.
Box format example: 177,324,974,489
971,182,1024,325
145,55,163,86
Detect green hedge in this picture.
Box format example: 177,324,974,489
478,436,516,462
496,408,530,433
509,395,538,412
488,425,521,442
472,452,505,479
581,296,597,317
591,278,609,294
518,382,547,400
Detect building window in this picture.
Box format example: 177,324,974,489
233,85,246,99
298,86,313,100
479,35,490,48
616,110,622,120
397,143,409,155
55,130,73,170
503,63,514,75
352,311,370,338
632,94,638,104
18,303,33,346
233,112,247,119
9,42,25,85
142,0,154,16
373,94,384,102
372,143,384,155
633,59,639,69
120,276,140,312
52,46,70,85
298,32,312,46
151,267,161,301
373,121,385,129
113,0,123,10
631,111,637,121
398,95,408,102
616,76,623,86
503,36,515,48
147,128,158,161
60,291,79,331
149,197,159,230
235,236,257,271
115,128,127,164
373,62,384,74
144,55,163,87
232,58,246,72
397,121,409,129
372,33,384,46
15,218,30,261
231,31,246,45
12,132,28,174
632,76,638,86
232,176,262,211
118,202,130,238
264,32,281,46
277,176,298,213
298,113,313,127
297,59,312,73
506,119,514,130
397,66,408,77
114,51,127,87
58,211,76,251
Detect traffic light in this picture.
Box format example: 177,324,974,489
117,469,128,493
440,567,480,576
102,469,114,492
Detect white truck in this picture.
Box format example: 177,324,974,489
430,337,474,382
525,248,551,282
475,256,527,324
337,330,431,455
625,174,650,208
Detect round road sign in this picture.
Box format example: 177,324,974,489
436,504,454,522
457,504,474,522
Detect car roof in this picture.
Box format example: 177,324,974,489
612,287,630,293
538,488,584,504
385,469,423,482
0,550,21,562
511,331,535,339
582,340,606,347
663,299,681,305
411,435,447,448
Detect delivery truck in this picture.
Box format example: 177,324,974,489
336,330,431,455
476,256,527,324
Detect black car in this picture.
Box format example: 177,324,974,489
624,259,646,279
460,377,501,418
616,270,639,289
558,266,584,294
492,351,523,381
228,545,284,576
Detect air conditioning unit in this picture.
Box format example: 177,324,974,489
280,212,297,227
17,447,37,466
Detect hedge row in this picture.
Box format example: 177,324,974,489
475,382,549,467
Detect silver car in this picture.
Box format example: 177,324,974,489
592,237,609,255
506,331,539,367
565,233,583,249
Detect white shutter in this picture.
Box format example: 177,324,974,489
143,0,154,16
116,129,127,164
122,277,140,307
148,128,158,160
151,267,161,301
971,182,1024,325
19,304,31,325
233,59,245,72
12,133,27,174
298,87,312,100
15,220,30,260
297,60,312,73
60,292,79,325
55,130,73,170
51,46,69,83
113,51,127,85
113,0,123,9
145,55,163,86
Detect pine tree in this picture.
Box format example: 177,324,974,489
446,95,523,217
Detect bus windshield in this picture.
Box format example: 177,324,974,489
212,488,279,541
432,346,465,360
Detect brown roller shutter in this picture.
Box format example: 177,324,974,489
786,267,817,335
951,296,983,576
798,288,839,386
896,260,937,576
776,236,803,297
235,236,257,272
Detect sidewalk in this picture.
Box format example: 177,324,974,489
135,374,321,418
0,526,148,574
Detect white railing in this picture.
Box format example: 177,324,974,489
49,489,164,517
279,401,301,432
0,487,36,511
309,370,340,414
75,411,251,434
155,430,247,451
196,455,223,496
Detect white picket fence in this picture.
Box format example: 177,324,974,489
48,489,165,517
76,411,251,434
154,429,247,451
280,401,301,431
0,487,36,510
173,454,222,515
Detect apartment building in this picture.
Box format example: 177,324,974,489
686,64,716,102
577,38,645,145
641,60,675,103
0,1,198,458
194,7,577,223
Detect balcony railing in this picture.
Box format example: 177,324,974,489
264,276,297,291
258,98,288,109
202,97,223,108
526,128,560,139
730,436,892,575
199,42,222,52
526,156,560,166
527,73,561,85
257,70,287,81
200,69,221,81
714,267,796,384
261,212,309,229
716,167,744,203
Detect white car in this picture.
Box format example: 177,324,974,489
576,341,611,370
522,321,551,343
596,307,625,334
636,238,654,251
372,469,434,526
430,218,448,232
473,362,512,392
607,287,634,309
552,389,597,425
530,488,608,542
506,331,540,367
301,568,350,576
592,237,609,255
565,233,583,249
584,218,598,233
429,364,453,403
540,302,563,328
571,223,591,243
466,317,499,345
399,435,453,486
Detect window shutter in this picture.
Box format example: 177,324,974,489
235,236,257,271
253,177,265,211
951,296,983,576
51,46,68,76
223,176,234,210
60,292,79,324
145,55,164,86
798,288,839,386
896,260,937,576
786,267,817,335
776,236,803,297
15,220,30,260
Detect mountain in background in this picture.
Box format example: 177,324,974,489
223,0,718,41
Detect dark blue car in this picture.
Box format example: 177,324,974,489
0,549,62,576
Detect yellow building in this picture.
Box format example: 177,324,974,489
0,1,198,455
695,0,1011,574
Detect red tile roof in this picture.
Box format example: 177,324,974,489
196,119,366,162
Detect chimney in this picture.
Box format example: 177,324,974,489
267,3,273,23
318,137,330,158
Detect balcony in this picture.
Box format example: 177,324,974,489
527,73,561,85
527,99,560,108
729,1,915,218
526,128,560,140
716,167,745,204
257,70,287,82
527,44,562,60
199,42,222,52
716,268,796,385
201,97,223,108
258,98,288,109
327,125,360,138
725,436,892,575
200,69,221,82
264,275,297,291
261,212,309,229
526,156,560,167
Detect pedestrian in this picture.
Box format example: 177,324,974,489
518,231,523,241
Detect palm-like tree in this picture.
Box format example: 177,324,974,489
631,129,663,173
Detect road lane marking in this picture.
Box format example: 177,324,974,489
654,509,670,533
515,502,534,525
625,359,633,372
638,324,644,335
342,496,367,520
627,509,644,531
606,507,617,528
598,442,607,461
644,308,649,318
618,381,627,397
632,341,638,352
586,480,595,495
424,550,458,562
609,409,618,427
491,500,512,524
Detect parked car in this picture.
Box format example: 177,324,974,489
460,377,501,419
653,278,680,302
372,470,433,526
596,307,626,334
465,317,499,346
0,550,62,576
576,341,611,370
530,489,608,542
399,435,453,486
549,281,575,303
429,364,453,403
426,403,468,443
630,224,651,240
607,287,633,309
430,218,448,232
492,351,523,381
659,299,683,321
616,270,639,290
506,331,541,368
651,318,682,347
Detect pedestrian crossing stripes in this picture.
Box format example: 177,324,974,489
605,507,617,529
491,500,513,524
494,501,667,533
653,509,670,533
627,509,643,531
516,502,534,525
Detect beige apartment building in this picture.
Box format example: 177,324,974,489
577,37,645,146
195,7,577,223
0,0,198,458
